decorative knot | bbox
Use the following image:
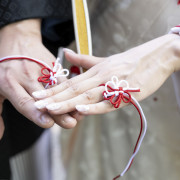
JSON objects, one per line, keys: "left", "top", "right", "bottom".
{"left": 38, "top": 58, "right": 69, "bottom": 88}
{"left": 100, "top": 76, "right": 140, "bottom": 108}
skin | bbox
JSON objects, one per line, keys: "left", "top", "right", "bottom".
{"left": 33, "top": 34, "right": 180, "bottom": 125}
{"left": 0, "top": 19, "right": 81, "bottom": 139}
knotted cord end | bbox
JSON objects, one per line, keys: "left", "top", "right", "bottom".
{"left": 38, "top": 57, "right": 69, "bottom": 88}
{"left": 100, "top": 76, "right": 140, "bottom": 108}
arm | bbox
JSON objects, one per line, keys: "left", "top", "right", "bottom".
{"left": 33, "top": 34, "right": 180, "bottom": 116}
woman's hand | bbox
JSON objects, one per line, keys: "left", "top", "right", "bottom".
{"left": 33, "top": 34, "right": 180, "bottom": 117}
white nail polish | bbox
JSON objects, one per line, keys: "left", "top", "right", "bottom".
{"left": 63, "top": 48, "right": 76, "bottom": 54}
{"left": 46, "top": 103, "right": 61, "bottom": 110}
{"left": 32, "top": 90, "right": 47, "bottom": 98}
{"left": 41, "top": 114, "right": 53, "bottom": 124}
{"left": 34, "top": 100, "right": 49, "bottom": 109}
{"left": 76, "top": 105, "right": 89, "bottom": 112}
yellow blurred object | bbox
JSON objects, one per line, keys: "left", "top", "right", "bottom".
{"left": 72, "top": 0, "right": 92, "bottom": 56}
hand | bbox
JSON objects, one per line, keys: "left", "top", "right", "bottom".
{"left": 33, "top": 34, "right": 180, "bottom": 117}
{"left": 0, "top": 19, "right": 79, "bottom": 139}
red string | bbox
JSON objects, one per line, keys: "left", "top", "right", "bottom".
{"left": 178, "top": 0, "right": 180, "bottom": 5}
{"left": 100, "top": 84, "right": 140, "bottom": 108}
{"left": 38, "top": 63, "right": 56, "bottom": 85}
{"left": 100, "top": 84, "right": 142, "bottom": 179}
{"left": 0, "top": 56, "right": 55, "bottom": 86}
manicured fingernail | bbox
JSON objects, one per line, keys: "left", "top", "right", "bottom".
{"left": 76, "top": 105, "right": 89, "bottom": 112}
{"left": 63, "top": 48, "right": 76, "bottom": 54}
{"left": 32, "top": 90, "right": 47, "bottom": 98}
{"left": 41, "top": 114, "right": 53, "bottom": 124}
{"left": 34, "top": 100, "right": 49, "bottom": 109}
{"left": 46, "top": 103, "right": 61, "bottom": 111}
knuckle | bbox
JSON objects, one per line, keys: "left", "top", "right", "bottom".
{"left": 18, "top": 96, "right": 33, "bottom": 108}
{"left": 48, "top": 87, "right": 56, "bottom": 96}
{"left": 64, "top": 80, "right": 73, "bottom": 89}
{"left": 83, "top": 91, "right": 94, "bottom": 101}
{"left": 69, "top": 84, "right": 80, "bottom": 95}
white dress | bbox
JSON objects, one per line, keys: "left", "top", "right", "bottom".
{"left": 61, "top": 0, "right": 180, "bottom": 180}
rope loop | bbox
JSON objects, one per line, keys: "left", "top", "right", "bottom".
{"left": 38, "top": 58, "right": 69, "bottom": 88}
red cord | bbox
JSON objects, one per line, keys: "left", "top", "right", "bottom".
{"left": 100, "top": 84, "right": 143, "bottom": 179}
{"left": 0, "top": 56, "right": 55, "bottom": 86}
{"left": 178, "top": 0, "right": 180, "bottom": 5}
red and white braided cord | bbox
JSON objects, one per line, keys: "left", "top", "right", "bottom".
{"left": 100, "top": 76, "right": 147, "bottom": 179}
{"left": 0, "top": 55, "right": 69, "bottom": 88}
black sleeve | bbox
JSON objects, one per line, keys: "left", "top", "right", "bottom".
{"left": 0, "top": 0, "right": 72, "bottom": 28}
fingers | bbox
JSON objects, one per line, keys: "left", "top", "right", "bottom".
{"left": 64, "top": 48, "right": 105, "bottom": 69}
{"left": 45, "top": 86, "right": 104, "bottom": 115}
{"left": 4, "top": 79, "right": 54, "bottom": 128}
{"left": 34, "top": 77, "right": 101, "bottom": 109}
{"left": 30, "top": 69, "right": 81, "bottom": 129}
{"left": 52, "top": 114, "right": 77, "bottom": 129}
{"left": 32, "top": 70, "right": 96, "bottom": 99}
{"left": 24, "top": 79, "right": 45, "bottom": 98}
{"left": 75, "top": 101, "right": 115, "bottom": 115}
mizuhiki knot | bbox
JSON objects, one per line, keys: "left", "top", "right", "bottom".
{"left": 100, "top": 76, "right": 140, "bottom": 108}
{"left": 38, "top": 57, "right": 69, "bottom": 88}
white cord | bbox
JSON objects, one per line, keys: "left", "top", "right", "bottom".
{"left": 0, "top": 55, "right": 69, "bottom": 88}
{"left": 104, "top": 76, "right": 147, "bottom": 177}
{"left": 120, "top": 96, "right": 147, "bottom": 176}
{"left": 104, "top": 76, "right": 139, "bottom": 98}
{"left": 0, "top": 55, "right": 52, "bottom": 69}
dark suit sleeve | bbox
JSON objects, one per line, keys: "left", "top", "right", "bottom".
{"left": 0, "top": 0, "right": 72, "bottom": 28}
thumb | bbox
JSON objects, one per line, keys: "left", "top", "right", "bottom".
{"left": 0, "top": 96, "right": 5, "bottom": 140}
{"left": 64, "top": 48, "right": 105, "bottom": 69}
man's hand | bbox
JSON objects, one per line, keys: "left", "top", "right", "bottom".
{"left": 0, "top": 19, "right": 79, "bottom": 139}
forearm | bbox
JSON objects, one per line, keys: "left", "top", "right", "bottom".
{"left": 0, "top": 19, "right": 42, "bottom": 46}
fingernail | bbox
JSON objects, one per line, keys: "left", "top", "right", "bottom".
{"left": 34, "top": 100, "right": 49, "bottom": 109}
{"left": 63, "top": 48, "right": 76, "bottom": 54}
{"left": 32, "top": 90, "right": 47, "bottom": 98}
{"left": 76, "top": 105, "right": 89, "bottom": 112}
{"left": 62, "top": 117, "right": 76, "bottom": 125}
{"left": 41, "top": 114, "right": 53, "bottom": 124}
{"left": 46, "top": 103, "right": 61, "bottom": 111}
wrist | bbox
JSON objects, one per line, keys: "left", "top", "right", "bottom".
{"left": 0, "top": 19, "right": 42, "bottom": 42}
